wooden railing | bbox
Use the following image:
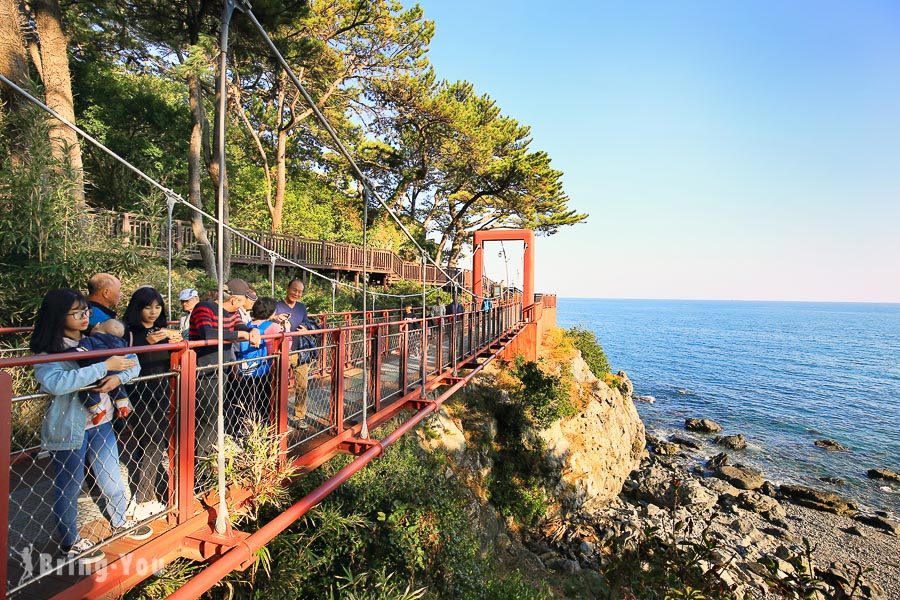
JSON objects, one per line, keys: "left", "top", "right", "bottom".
{"left": 92, "top": 210, "right": 473, "bottom": 288}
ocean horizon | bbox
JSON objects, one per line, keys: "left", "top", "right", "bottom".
{"left": 557, "top": 297, "right": 900, "bottom": 513}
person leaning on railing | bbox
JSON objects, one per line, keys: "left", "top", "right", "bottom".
{"left": 122, "top": 286, "right": 182, "bottom": 522}
{"left": 30, "top": 288, "right": 153, "bottom": 566}
{"left": 275, "top": 278, "right": 315, "bottom": 431}
{"left": 235, "top": 297, "right": 284, "bottom": 426}
{"left": 188, "top": 278, "right": 261, "bottom": 455}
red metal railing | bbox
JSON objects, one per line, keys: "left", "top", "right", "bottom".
{"left": 0, "top": 300, "right": 526, "bottom": 599}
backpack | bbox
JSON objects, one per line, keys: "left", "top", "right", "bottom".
{"left": 237, "top": 321, "right": 275, "bottom": 377}
{"left": 295, "top": 318, "right": 321, "bottom": 365}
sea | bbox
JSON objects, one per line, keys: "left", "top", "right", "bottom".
{"left": 557, "top": 298, "right": 900, "bottom": 514}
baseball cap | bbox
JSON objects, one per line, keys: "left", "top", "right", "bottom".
{"left": 224, "top": 278, "right": 257, "bottom": 301}
{"left": 178, "top": 288, "right": 199, "bottom": 301}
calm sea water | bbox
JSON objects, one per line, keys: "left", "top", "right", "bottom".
{"left": 557, "top": 299, "right": 900, "bottom": 513}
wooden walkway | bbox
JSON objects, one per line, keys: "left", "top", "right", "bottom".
{"left": 94, "top": 210, "right": 474, "bottom": 287}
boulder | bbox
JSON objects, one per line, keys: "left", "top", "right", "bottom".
{"left": 714, "top": 434, "right": 747, "bottom": 450}
{"left": 706, "top": 452, "right": 729, "bottom": 469}
{"left": 700, "top": 476, "right": 741, "bottom": 499}
{"left": 866, "top": 468, "right": 899, "bottom": 482}
{"left": 778, "top": 484, "right": 858, "bottom": 516}
{"left": 685, "top": 418, "right": 723, "bottom": 433}
{"left": 852, "top": 513, "right": 898, "bottom": 536}
{"left": 814, "top": 439, "right": 848, "bottom": 452}
{"left": 653, "top": 441, "right": 680, "bottom": 456}
{"left": 716, "top": 465, "right": 765, "bottom": 490}
{"left": 670, "top": 435, "right": 702, "bottom": 450}
{"left": 676, "top": 479, "right": 719, "bottom": 510}
{"left": 819, "top": 476, "right": 845, "bottom": 486}
{"left": 737, "top": 491, "right": 786, "bottom": 519}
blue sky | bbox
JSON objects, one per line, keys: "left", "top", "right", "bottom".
{"left": 417, "top": 0, "right": 900, "bottom": 302}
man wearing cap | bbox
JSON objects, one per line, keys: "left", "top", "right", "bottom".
{"left": 178, "top": 288, "right": 200, "bottom": 335}
{"left": 237, "top": 285, "right": 258, "bottom": 325}
{"left": 188, "top": 278, "right": 261, "bottom": 454}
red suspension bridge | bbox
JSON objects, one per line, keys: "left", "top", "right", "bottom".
{"left": 0, "top": 237, "right": 556, "bottom": 599}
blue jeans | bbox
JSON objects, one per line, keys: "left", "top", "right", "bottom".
{"left": 51, "top": 421, "right": 128, "bottom": 548}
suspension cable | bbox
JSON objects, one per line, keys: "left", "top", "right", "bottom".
{"left": 0, "top": 73, "right": 449, "bottom": 302}
{"left": 237, "top": 5, "right": 476, "bottom": 299}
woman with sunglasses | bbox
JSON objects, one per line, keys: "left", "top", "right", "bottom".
{"left": 30, "top": 288, "right": 152, "bottom": 566}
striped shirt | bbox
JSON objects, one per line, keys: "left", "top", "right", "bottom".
{"left": 189, "top": 301, "right": 250, "bottom": 369}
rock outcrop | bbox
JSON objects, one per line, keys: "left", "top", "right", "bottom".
{"left": 538, "top": 362, "right": 646, "bottom": 512}
{"left": 867, "top": 468, "right": 899, "bottom": 482}
{"left": 685, "top": 418, "right": 722, "bottom": 433}
{"left": 714, "top": 434, "right": 747, "bottom": 450}
{"left": 814, "top": 439, "right": 848, "bottom": 452}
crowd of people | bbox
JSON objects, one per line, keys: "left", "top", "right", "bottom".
{"left": 29, "top": 273, "right": 318, "bottom": 566}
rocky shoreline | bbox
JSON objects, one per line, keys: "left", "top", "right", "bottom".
{"left": 420, "top": 340, "right": 899, "bottom": 599}
{"left": 526, "top": 422, "right": 899, "bottom": 599}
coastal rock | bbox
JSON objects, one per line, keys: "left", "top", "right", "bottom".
{"left": 759, "top": 481, "right": 778, "bottom": 497}
{"left": 716, "top": 465, "right": 765, "bottom": 490}
{"left": 652, "top": 440, "right": 680, "bottom": 456}
{"left": 820, "top": 562, "right": 886, "bottom": 600}
{"left": 706, "top": 452, "right": 729, "bottom": 469}
{"left": 419, "top": 406, "right": 466, "bottom": 457}
{"left": 714, "top": 434, "right": 747, "bottom": 450}
{"left": 819, "top": 476, "right": 845, "bottom": 486}
{"left": 538, "top": 365, "right": 645, "bottom": 511}
{"left": 670, "top": 435, "right": 702, "bottom": 450}
{"left": 700, "top": 476, "right": 741, "bottom": 499}
{"left": 852, "top": 513, "right": 898, "bottom": 536}
{"left": 677, "top": 479, "right": 719, "bottom": 510}
{"left": 685, "top": 418, "right": 722, "bottom": 433}
{"left": 866, "top": 468, "right": 900, "bottom": 482}
{"left": 736, "top": 491, "right": 786, "bottom": 519}
{"left": 635, "top": 395, "right": 655, "bottom": 404}
{"left": 814, "top": 439, "right": 848, "bottom": 452}
{"left": 778, "top": 484, "right": 858, "bottom": 516}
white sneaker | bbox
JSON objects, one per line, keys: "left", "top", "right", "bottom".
{"left": 132, "top": 500, "right": 167, "bottom": 522}
{"left": 114, "top": 519, "right": 154, "bottom": 541}
{"left": 65, "top": 538, "right": 105, "bottom": 566}
{"left": 124, "top": 496, "right": 139, "bottom": 519}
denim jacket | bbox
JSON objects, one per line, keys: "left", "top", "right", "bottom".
{"left": 34, "top": 353, "right": 140, "bottom": 451}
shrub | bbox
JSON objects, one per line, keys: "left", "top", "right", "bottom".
{"left": 564, "top": 327, "right": 611, "bottom": 378}
{"left": 510, "top": 356, "right": 575, "bottom": 428}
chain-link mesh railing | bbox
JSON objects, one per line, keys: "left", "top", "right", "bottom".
{"left": 7, "top": 370, "right": 177, "bottom": 595}
{"left": 1, "top": 301, "right": 525, "bottom": 597}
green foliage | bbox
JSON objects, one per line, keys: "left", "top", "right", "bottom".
{"left": 510, "top": 356, "right": 576, "bottom": 428}
{"left": 565, "top": 327, "right": 612, "bottom": 378}
{"left": 210, "top": 433, "right": 546, "bottom": 599}
{"left": 0, "top": 97, "right": 144, "bottom": 326}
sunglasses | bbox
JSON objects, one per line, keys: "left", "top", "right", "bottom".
{"left": 67, "top": 308, "right": 92, "bottom": 319}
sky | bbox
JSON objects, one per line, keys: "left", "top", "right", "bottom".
{"left": 417, "top": 0, "right": 900, "bottom": 302}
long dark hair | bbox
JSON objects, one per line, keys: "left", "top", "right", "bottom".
{"left": 30, "top": 288, "right": 87, "bottom": 354}
{"left": 123, "top": 286, "right": 167, "bottom": 330}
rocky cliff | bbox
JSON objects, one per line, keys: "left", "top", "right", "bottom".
{"left": 419, "top": 353, "right": 645, "bottom": 518}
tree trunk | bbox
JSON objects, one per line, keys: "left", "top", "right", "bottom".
{"left": 187, "top": 71, "right": 218, "bottom": 280}
{"left": 207, "top": 56, "right": 231, "bottom": 281}
{"left": 31, "top": 0, "right": 84, "bottom": 205}
{"left": 0, "top": 0, "right": 29, "bottom": 166}
{"left": 273, "top": 74, "right": 287, "bottom": 232}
